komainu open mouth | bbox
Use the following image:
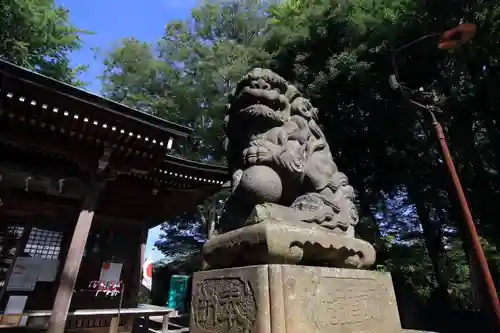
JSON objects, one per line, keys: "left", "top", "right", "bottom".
{"left": 229, "top": 87, "right": 290, "bottom": 126}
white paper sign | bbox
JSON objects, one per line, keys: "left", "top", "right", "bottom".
{"left": 99, "top": 263, "right": 122, "bottom": 282}
{"left": 36, "top": 259, "right": 59, "bottom": 282}
{"left": 6, "top": 258, "right": 39, "bottom": 291}
{"left": 1, "top": 295, "right": 28, "bottom": 326}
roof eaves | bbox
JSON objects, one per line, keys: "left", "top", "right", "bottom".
{"left": 0, "top": 59, "right": 193, "bottom": 138}
{"left": 164, "top": 154, "right": 228, "bottom": 175}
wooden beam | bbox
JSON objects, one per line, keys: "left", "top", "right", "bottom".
{"left": 92, "top": 215, "right": 144, "bottom": 228}
{"left": 47, "top": 183, "right": 101, "bottom": 333}
{"left": 0, "top": 122, "right": 161, "bottom": 174}
{"left": 0, "top": 131, "right": 95, "bottom": 171}
{"left": 0, "top": 195, "right": 74, "bottom": 219}
{"left": 0, "top": 164, "right": 86, "bottom": 200}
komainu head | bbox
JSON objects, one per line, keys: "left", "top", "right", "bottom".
{"left": 224, "top": 68, "right": 301, "bottom": 131}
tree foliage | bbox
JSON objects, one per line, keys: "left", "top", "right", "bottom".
{"left": 265, "top": 0, "right": 500, "bottom": 316}
{"left": 103, "top": 0, "right": 500, "bottom": 323}
{"left": 102, "top": 0, "right": 267, "bottom": 265}
{"left": 154, "top": 189, "right": 228, "bottom": 261}
{"left": 154, "top": 214, "right": 207, "bottom": 259}
{"left": 0, "top": 0, "right": 89, "bottom": 85}
{"left": 101, "top": 0, "right": 270, "bottom": 161}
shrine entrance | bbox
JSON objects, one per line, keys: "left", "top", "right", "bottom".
{"left": 0, "top": 214, "right": 142, "bottom": 329}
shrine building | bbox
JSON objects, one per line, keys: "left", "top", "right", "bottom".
{"left": 0, "top": 59, "right": 228, "bottom": 332}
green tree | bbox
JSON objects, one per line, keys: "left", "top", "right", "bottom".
{"left": 103, "top": 0, "right": 271, "bottom": 261}
{"left": 154, "top": 189, "right": 229, "bottom": 260}
{"left": 265, "top": 0, "right": 500, "bottom": 314}
{"left": 0, "top": 0, "right": 89, "bottom": 85}
{"left": 101, "top": 0, "right": 271, "bottom": 161}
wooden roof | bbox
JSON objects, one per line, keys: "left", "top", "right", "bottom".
{"left": 0, "top": 59, "right": 192, "bottom": 140}
{"left": 0, "top": 60, "right": 229, "bottom": 224}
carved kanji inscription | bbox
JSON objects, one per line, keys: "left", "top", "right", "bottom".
{"left": 305, "top": 277, "right": 389, "bottom": 332}
{"left": 192, "top": 277, "right": 257, "bottom": 333}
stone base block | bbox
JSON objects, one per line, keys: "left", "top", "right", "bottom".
{"left": 203, "top": 215, "right": 376, "bottom": 270}
{"left": 190, "top": 265, "right": 432, "bottom": 333}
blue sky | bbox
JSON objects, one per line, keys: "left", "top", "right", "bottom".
{"left": 55, "top": 0, "right": 197, "bottom": 262}
{"left": 56, "top": 0, "right": 197, "bottom": 93}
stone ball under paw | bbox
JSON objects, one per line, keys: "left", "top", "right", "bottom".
{"left": 238, "top": 165, "right": 283, "bottom": 204}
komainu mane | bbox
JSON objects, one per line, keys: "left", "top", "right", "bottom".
{"left": 204, "top": 68, "right": 375, "bottom": 269}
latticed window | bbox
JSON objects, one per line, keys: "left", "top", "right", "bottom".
{"left": 0, "top": 226, "right": 24, "bottom": 257}
{"left": 6, "top": 226, "right": 24, "bottom": 239}
{"left": 24, "top": 228, "right": 63, "bottom": 259}
{"left": 0, "top": 225, "right": 24, "bottom": 288}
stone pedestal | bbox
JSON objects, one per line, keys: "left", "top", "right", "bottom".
{"left": 190, "top": 265, "right": 430, "bottom": 333}
{"left": 203, "top": 206, "right": 376, "bottom": 270}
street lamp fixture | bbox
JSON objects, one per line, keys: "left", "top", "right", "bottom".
{"left": 390, "top": 23, "right": 500, "bottom": 329}
{"left": 438, "top": 23, "right": 477, "bottom": 49}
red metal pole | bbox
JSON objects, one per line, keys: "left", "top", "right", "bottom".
{"left": 431, "top": 115, "right": 500, "bottom": 328}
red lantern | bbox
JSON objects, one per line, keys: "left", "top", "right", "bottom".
{"left": 438, "top": 23, "right": 476, "bottom": 49}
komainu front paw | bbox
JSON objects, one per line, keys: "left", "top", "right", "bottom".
{"left": 243, "top": 146, "right": 272, "bottom": 165}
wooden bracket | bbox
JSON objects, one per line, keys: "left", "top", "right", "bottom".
{"left": 97, "top": 146, "right": 113, "bottom": 175}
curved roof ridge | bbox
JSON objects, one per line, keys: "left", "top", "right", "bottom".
{"left": 0, "top": 59, "right": 193, "bottom": 137}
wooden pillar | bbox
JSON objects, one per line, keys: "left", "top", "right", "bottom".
{"left": 124, "top": 227, "right": 147, "bottom": 331}
{"left": 126, "top": 227, "right": 147, "bottom": 307}
{"left": 47, "top": 184, "right": 100, "bottom": 333}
